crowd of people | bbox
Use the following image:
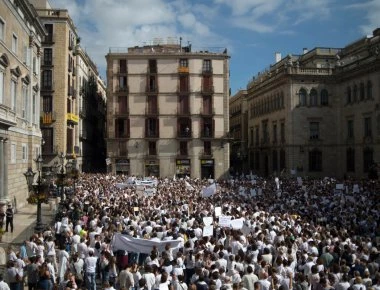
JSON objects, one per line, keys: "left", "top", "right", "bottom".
{"left": 3, "top": 173, "right": 380, "bottom": 290}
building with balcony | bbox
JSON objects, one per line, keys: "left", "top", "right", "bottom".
{"left": 229, "top": 90, "right": 248, "bottom": 175}
{"left": 106, "top": 40, "right": 230, "bottom": 179}
{"left": 0, "top": 0, "right": 46, "bottom": 206}
{"left": 30, "top": 0, "right": 105, "bottom": 171}
{"left": 245, "top": 29, "right": 380, "bottom": 178}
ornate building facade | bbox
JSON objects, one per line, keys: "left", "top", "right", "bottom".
{"left": 106, "top": 41, "right": 230, "bottom": 179}
{"left": 245, "top": 29, "right": 380, "bottom": 178}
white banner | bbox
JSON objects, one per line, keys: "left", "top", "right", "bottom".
{"left": 219, "top": 215, "right": 231, "bottom": 227}
{"left": 230, "top": 218, "right": 244, "bottom": 230}
{"left": 111, "top": 233, "right": 182, "bottom": 254}
{"left": 336, "top": 184, "right": 344, "bottom": 190}
{"left": 202, "top": 183, "right": 216, "bottom": 198}
{"left": 214, "top": 207, "right": 222, "bottom": 217}
{"left": 203, "top": 225, "right": 213, "bottom": 237}
{"left": 203, "top": 216, "right": 213, "bottom": 226}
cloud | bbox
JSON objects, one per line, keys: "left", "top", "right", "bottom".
{"left": 346, "top": 0, "right": 380, "bottom": 35}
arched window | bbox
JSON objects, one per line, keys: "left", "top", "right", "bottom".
{"left": 353, "top": 84, "right": 358, "bottom": 102}
{"left": 347, "top": 86, "right": 351, "bottom": 104}
{"left": 321, "top": 89, "right": 329, "bottom": 106}
{"left": 310, "top": 89, "right": 318, "bottom": 106}
{"left": 367, "top": 80, "right": 373, "bottom": 99}
{"left": 360, "top": 82, "right": 365, "bottom": 101}
{"left": 299, "top": 88, "right": 307, "bottom": 106}
{"left": 309, "top": 149, "right": 322, "bottom": 172}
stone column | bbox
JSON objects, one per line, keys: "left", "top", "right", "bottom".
{"left": 3, "top": 138, "right": 8, "bottom": 199}
{"left": 0, "top": 138, "right": 4, "bottom": 200}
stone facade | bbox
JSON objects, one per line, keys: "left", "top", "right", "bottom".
{"left": 0, "top": 0, "right": 45, "bottom": 208}
{"left": 245, "top": 29, "right": 380, "bottom": 179}
{"left": 106, "top": 43, "right": 230, "bottom": 179}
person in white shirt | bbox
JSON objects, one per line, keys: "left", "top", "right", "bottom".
{"left": 85, "top": 249, "right": 98, "bottom": 290}
{"left": 0, "top": 273, "right": 10, "bottom": 290}
{"left": 142, "top": 264, "right": 156, "bottom": 290}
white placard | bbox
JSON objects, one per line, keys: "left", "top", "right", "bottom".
{"left": 297, "top": 177, "right": 303, "bottom": 186}
{"left": 203, "top": 225, "right": 213, "bottom": 237}
{"left": 203, "top": 216, "right": 213, "bottom": 226}
{"left": 353, "top": 184, "right": 360, "bottom": 193}
{"left": 214, "top": 207, "right": 222, "bottom": 217}
{"left": 336, "top": 184, "right": 344, "bottom": 190}
{"left": 230, "top": 218, "right": 244, "bottom": 230}
{"left": 250, "top": 189, "right": 256, "bottom": 197}
{"left": 219, "top": 215, "right": 231, "bottom": 227}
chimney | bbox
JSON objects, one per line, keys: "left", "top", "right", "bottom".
{"left": 303, "top": 48, "right": 308, "bottom": 54}
{"left": 275, "top": 52, "right": 281, "bottom": 63}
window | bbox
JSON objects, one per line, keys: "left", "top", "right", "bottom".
{"left": 179, "top": 75, "right": 189, "bottom": 93}
{"left": 33, "top": 56, "right": 37, "bottom": 74}
{"left": 0, "top": 19, "right": 4, "bottom": 40}
{"left": 11, "top": 143, "right": 16, "bottom": 164}
{"left": 320, "top": 89, "right": 329, "bottom": 106}
{"left": 250, "top": 128, "right": 253, "bottom": 146}
{"left": 346, "top": 86, "right": 352, "bottom": 103}
{"left": 44, "top": 24, "right": 53, "bottom": 42}
{"left": 347, "top": 120, "right": 354, "bottom": 139}
{"left": 346, "top": 148, "right": 355, "bottom": 172}
{"left": 279, "top": 149, "right": 286, "bottom": 170}
{"left": 353, "top": 84, "right": 357, "bottom": 102}
{"left": 148, "top": 59, "right": 157, "bottom": 73}
{"left": 255, "top": 127, "right": 259, "bottom": 146}
{"left": 146, "top": 118, "right": 159, "bottom": 138}
{"left": 42, "top": 128, "right": 53, "bottom": 154}
{"left": 147, "top": 95, "right": 158, "bottom": 114}
{"left": 363, "top": 147, "right": 373, "bottom": 173}
{"left": 367, "top": 80, "right": 372, "bottom": 99}
{"left": 180, "top": 141, "right": 188, "bottom": 155}
{"left": 0, "top": 69, "right": 4, "bottom": 104}
{"left": 148, "top": 141, "right": 157, "bottom": 155}
{"left": 299, "top": 88, "right": 307, "bottom": 106}
{"left": 44, "top": 48, "right": 52, "bottom": 65}
{"left": 204, "top": 141, "right": 211, "bottom": 155}
{"left": 22, "top": 85, "right": 28, "bottom": 119}
{"left": 272, "top": 150, "right": 278, "bottom": 171}
{"left": 179, "top": 95, "right": 189, "bottom": 114}
{"left": 309, "top": 122, "right": 319, "bottom": 140}
{"left": 11, "top": 79, "right": 17, "bottom": 111}
{"left": 364, "top": 117, "right": 372, "bottom": 138}
{"left": 273, "top": 124, "right": 277, "bottom": 143}
{"left": 179, "top": 59, "right": 188, "bottom": 67}
{"left": 119, "top": 59, "right": 127, "bottom": 73}
{"left": 309, "top": 149, "right": 322, "bottom": 171}
{"left": 115, "top": 118, "right": 129, "bottom": 138}
{"left": 22, "top": 144, "right": 28, "bottom": 162}
{"left": 202, "top": 95, "right": 212, "bottom": 114}
{"left": 360, "top": 83, "right": 365, "bottom": 101}
{"left": 12, "top": 34, "right": 18, "bottom": 54}
{"left": 32, "top": 93, "right": 36, "bottom": 124}
{"left": 262, "top": 121, "right": 269, "bottom": 143}
{"left": 280, "top": 123, "right": 285, "bottom": 143}
{"left": 255, "top": 152, "right": 260, "bottom": 170}
{"left": 309, "top": 89, "right": 318, "bottom": 106}
{"left": 203, "top": 60, "right": 212, "bottom": 72}
{"left": 117, "top": 95, "right": 128, "bottom": 114}
{"left": 42, "top": 70, "right": 53, "bottom": 89}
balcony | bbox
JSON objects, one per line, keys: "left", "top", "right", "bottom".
{"left": 145, "top": 130, "right": 159, "bottom": 139}
{"left": 202, "top": 68, "right": 213, "bottom": 75}
{"left": 201, "top": 85, "right": 214, "bottom": 94}
{"left": 66, "top": 113, "right": 79, "bottom": 125}
{"left": 145, "top": 107, "right": 159, "bottom": 116}
{"left": 115, "top": 85, "right": 129, "bottom": 93}
{"left": 199, "top": 149, "right": 213, "bottom": 157}
{"left": 178, "top": 66, "right": 189, "bottom": 73}
{"left": 177, "top": 130, "right": 192, "bottom": 139}
{"left": 200, "top": 129, "right": 214, "bottom": 139}
{"left": 40, "top": 111, "right": 57, "bottom": 125}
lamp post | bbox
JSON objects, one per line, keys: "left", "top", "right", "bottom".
{"left": 23, "top": 154, "right": 47, "bottom": 231}
{"left": 57, "top": 152, "right": 66, "bottom": 201}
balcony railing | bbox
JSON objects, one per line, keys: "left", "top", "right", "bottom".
{"left": 178, "top": 85, "right": 190, "bottom": 94}
{"left": 116, "top": 85, "right": 129, "bottom": 93}
{"left": 114, "top": 131, "right": 130, "bottom": 139}
{"left": 178, "top": 66, "right": 189, "bottom": 73}
{"left": 200, "top": 129, "right": 214, "bottom": 138}
{"left": 146, "top": 86, "right": 158, "bottom": 94}
{"left": 115, "top": 108, "right": 129, "bottom": 116}
{"left": 177, "top": 130, "right": 192, "bottom": 138}
{"left": 201, "top": 85, "right": 214, "bottom": 94}
{"left": 199, "top": 149, "right": 212, "bottom": 157}
{"left": 177, "top": 108, "right": 191, "bottom": 115}
{"left": 200, "top": 108, "right": 214, "bottom": 116}
{"left": 145, "top": 130, "right": 159, "bottom": 138}
{"left": 42, "top": 60, "right": 53, "bottom": 66}
{"left": 41, "top": 84, "right": 54, "bottom": 92}
{"left": 202, "top": 68, "right": 213, "bottom": 75}
{"left": 40, "top": 111, "right": 56, "bottom": 125}
{"left": 66, "top": 113, "right": 79, "bottom": 125}
{"left": 145, "top": 107, "right": 159, "bottom": 115}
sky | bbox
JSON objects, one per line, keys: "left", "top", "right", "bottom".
{"left": 50, "top": 0, "right": 380, "bottom": 96}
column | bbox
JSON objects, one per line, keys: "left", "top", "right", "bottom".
{"left": 3, "top": 139, "right": 8, "bottom": 199}
{"left": 0, "top": 138, "right": 4, "bottom": 199}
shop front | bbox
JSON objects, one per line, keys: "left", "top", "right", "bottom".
{"left": 115, "top": 159, "right": 130, "bottom": 175}
{"left": 145, "top": 160, "right": 160, "bottom": 177}
{"left": 200, "top": 159, "right": 214, "bottom": 179}
{"left": 176, "top": 159, "right": 191, "bottom": 178}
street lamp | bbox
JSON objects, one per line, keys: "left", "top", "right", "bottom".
{"left": 24, "top": 154, "right": 49, "bottom": 231}
{"left": 57, "top": 152, "right": 67, "bottom": 201}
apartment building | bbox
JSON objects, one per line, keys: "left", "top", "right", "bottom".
{"left": 229, "top": 89, "right": 248, "bottom": 175}
{"left": 0, "top": 0, "right": 46, "bottom": 206}
{"left": 106, "top": 40, "right": 230, "bottom": 179}
{"left": 245, "top": 29, "right": 380, "bottom": 178}
{"left": 30, "top": 0, "right": 106, "bottom": 172}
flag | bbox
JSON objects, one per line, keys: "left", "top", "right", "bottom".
{"left": 185, "top": 181, "right": 194, "bottom": 191}
{"left": 202, "top": 183, "right": 216, "bottom": 198}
